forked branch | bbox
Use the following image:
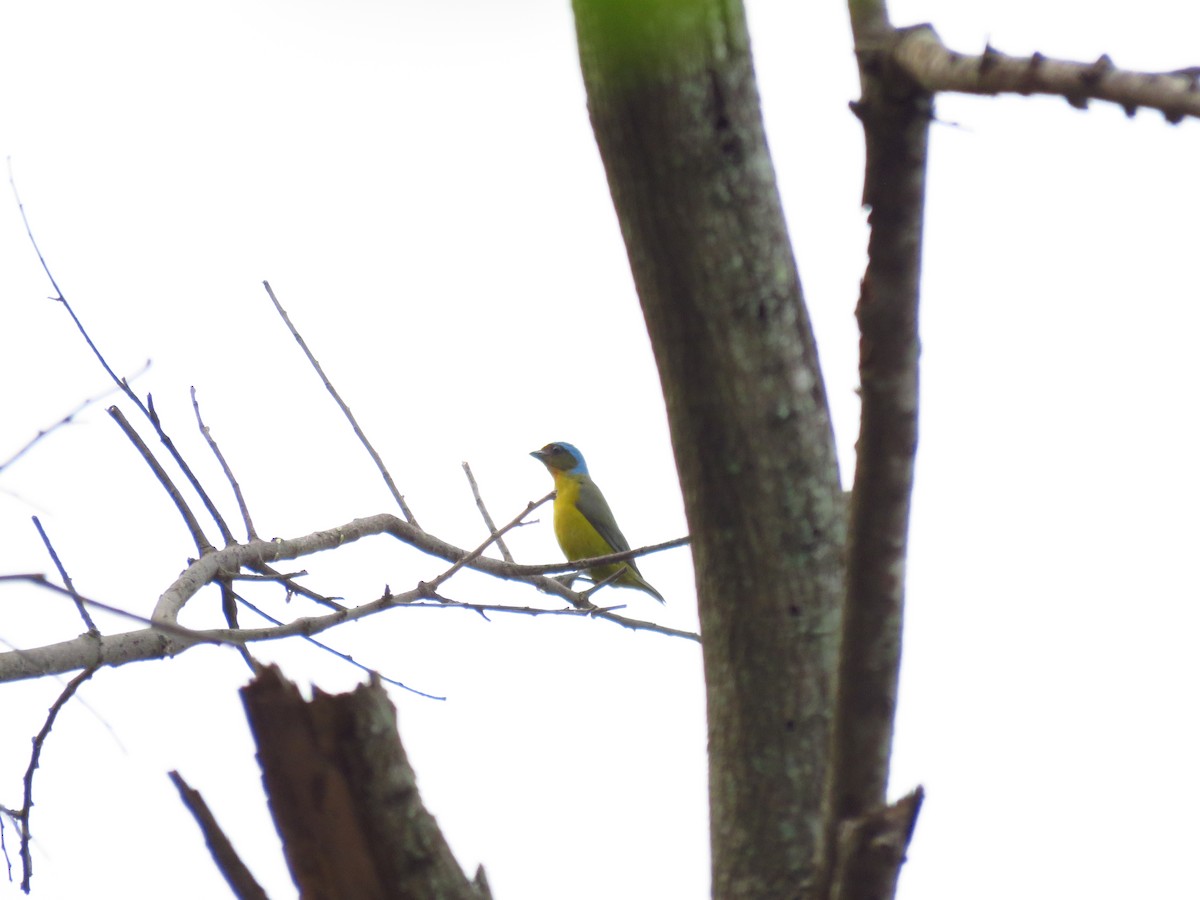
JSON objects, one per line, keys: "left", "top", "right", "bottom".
{"left": 0, "top": 507, "right": 694, "bottom": 683}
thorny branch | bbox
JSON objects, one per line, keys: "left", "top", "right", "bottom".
{"left": 889, "top": 26, "right": 1200, "bottom": 123}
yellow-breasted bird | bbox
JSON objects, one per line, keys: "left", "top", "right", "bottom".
{"left": 531, "top": 441, "right": 665, "bottom": 604}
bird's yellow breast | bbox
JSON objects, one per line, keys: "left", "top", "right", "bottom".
{"left": 551, "top": 471, "right": 615, "bottom": 561}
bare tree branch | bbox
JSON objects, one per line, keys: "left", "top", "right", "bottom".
{"left": 9, "top": 163, "right": 236, "bottom": 546}
{"left": 7, "top": 665, "right": 99, "bottom": 891}
{"left": 422, "top": 491, "right": 558, "bottom": 595}
{"left": 0, "top": 572, "right": 699, "bottom": 685}
{"left": 891, "top": 25, "right": 1200, "bottom": 122}
{"left": 1, "top": 574, "right": 230, "bottom": 640}
{"left": 31, "top": 515, "right": 97, "bottom": 635}
{"left": 107, "top": 405, "right": 216, "bottom": 556}
{"left": 1, "top": 809, "right": 13, "bottom": 882}
{"left": 192, "top": 386, "right": 259, "bottom": 542}
{"left": 234, "top": 591, "right": 447, "bottom": 700}
{"left": 0, "top": 502, "right": 692, "bottom": 682}
{"left": 462, "top": 461, "right": 514, "bottom": 563}
{"left": 827, "top": 17, "right": 928, "bottom": 887}
{"left": 0, "top": 363, "right": 149, "bottom": 475}
{"left": 263, "top": 280, "right": 419, "bottom": 527}
{"left": 426, "top": 594, "right": 700, "bottom": 641}
{"left": 168, "top": 771, "right": 270, "bottom": 900}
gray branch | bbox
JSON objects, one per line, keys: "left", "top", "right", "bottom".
{"left": 890, "top": 25, "right": 1200, "bottom": 122}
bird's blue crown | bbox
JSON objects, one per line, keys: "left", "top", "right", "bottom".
{"left": 553, "top": 442, "right": 588, "bottom": 475}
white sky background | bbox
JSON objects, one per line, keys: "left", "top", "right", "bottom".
{"left": 2, "top": 1, "right": 1198, "bottom": 898}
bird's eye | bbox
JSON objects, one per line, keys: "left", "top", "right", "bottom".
{"left": 546, "top": 443, "right": 561, "bottom": 453}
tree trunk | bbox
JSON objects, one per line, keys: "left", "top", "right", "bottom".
{"left": 572, "top": 2, "right": 847, "bottom": 896}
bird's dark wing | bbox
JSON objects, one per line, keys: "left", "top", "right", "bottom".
{"left": 575, "top": 476, "right": 632, "bottom": 555}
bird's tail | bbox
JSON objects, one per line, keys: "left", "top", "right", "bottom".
{"left": 624, "top": 565, "right": 666, "bottom": 604}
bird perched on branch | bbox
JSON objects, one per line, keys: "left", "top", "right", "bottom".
{"left": 530, "top": 441, "right": 665, "bottom": 604}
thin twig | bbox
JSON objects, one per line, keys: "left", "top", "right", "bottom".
{"left": 462, "top": 461, "right": 514, "bottom": 562}
{"left": 30, "top": 516, "right": 97, "bottom": 634}
{"left": 579, "top": 564, "right": 630, "bottom": 602}
{"left": 232, "top": 570, "right": 309, "bottom": 582}
{"left": 236, "top": 592, "right": 445, "bottom": 700}
{"left": 191, "top": 386, "right": 258, "bottom": 541}
{"left": 220, "top": 580, "right": 259, "bottom": 673}
{"left": 262, "top": 280, "right": 418, "bottom": 526}
{"left": 220, "top": 582, "right": 240, "bottom": 629}
{"left": 228, "top": 567, "right": 349, "bottom": 615}
{"left": 0, "top": 363, "right": 150, "bottom": 474}
{"left": 10, "top": 159, "right": 73, "bottom": 338}
{"left": 1, "top": 574, "right": 236, "bottom": 647}
{"left": 536, "top": 535, "right": 691, "bottom": 575}
{"left": 8, "top": 161, "right": 234, "bottom": 545}
{"left": 17, "top": 664, "right": 99, "bottom": 891}
{"left": 1, "top": 809, "right": 12, "bottom": 881}
{"left": 420, "top": 596, "right": 701, "bottom": 642}
{"left": 168, "top": 771, "right": 270, "bottom": 900}
{"left": 239, "top": 567, "right": 346, "bottom": 612}
{"left": 189, "top": 386, "right": 260, "bottom": 664}
{"left": 424, "top": 491, "right": 554, "bottom": 594}
{"left": 108, "top": 406, "right": 215, "bottom": 556}
{"left": 264, "top": 575, "right": 346, "bottom": 611}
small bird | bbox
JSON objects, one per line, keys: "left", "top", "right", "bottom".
{"left": 530, "top": 441, "right": 665, "bottom": 603}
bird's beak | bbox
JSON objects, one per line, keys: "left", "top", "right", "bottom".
{"left": 530, "top": 449, "right": 547, "bottom": 462}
